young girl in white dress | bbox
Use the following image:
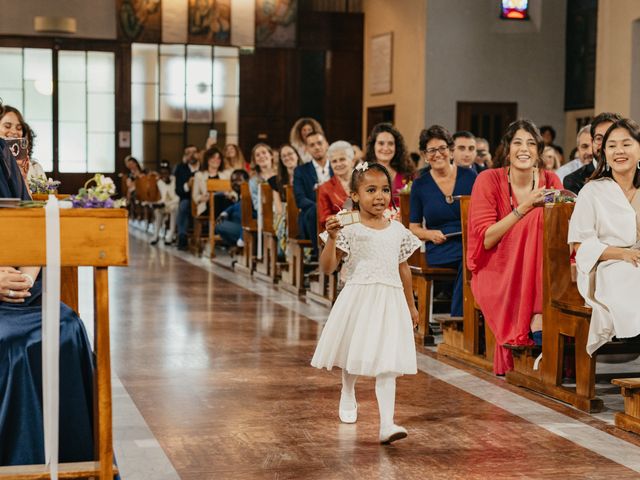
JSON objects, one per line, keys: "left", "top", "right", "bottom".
{"left": 311, "top": 162, "right": 421, "bottom": 444}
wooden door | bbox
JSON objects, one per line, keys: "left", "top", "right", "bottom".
{"left": 456, "top": 102, "right": 517, "bottom": 151}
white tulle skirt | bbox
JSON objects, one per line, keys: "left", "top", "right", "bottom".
{"left": 311, "top": 283, "right": 417, "bottom": 377}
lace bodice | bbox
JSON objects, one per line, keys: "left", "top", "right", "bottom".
{"left": 320, "top": 220, "right": 421, "bottom": 288}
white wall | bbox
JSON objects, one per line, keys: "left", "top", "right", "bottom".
{"left": 425, "top": 0, "right": 566, "bottom": 144}
{"left": 0, "top": 0, "right": 116, "bottom": 39}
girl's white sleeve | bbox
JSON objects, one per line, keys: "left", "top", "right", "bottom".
{"left": 399, "top": 227, "right": 422, "bottom": 263}
{"left": 319, "top": 229, "right": 350, "bottom": 259}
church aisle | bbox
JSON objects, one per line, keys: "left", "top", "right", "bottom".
{"left": 108, "top": 234, "right": 640, "bottom": 479}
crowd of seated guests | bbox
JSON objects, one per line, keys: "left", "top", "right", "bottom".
{"left": 128, "top": 112, "right": 640, "bottom": 380}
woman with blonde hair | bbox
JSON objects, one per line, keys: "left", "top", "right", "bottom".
{"left": 289, "top": 117, "right": 324, "bottom": 164}
{"left": 223, "top": 143, "right": 248, "bottom": 171}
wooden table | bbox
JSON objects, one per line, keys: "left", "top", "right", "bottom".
{"left": 0, "top": 208, "right": 128, "bottom": 480}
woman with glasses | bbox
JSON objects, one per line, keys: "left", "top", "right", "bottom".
{"left": 408, "top": 125, "right": 476, "bottom": 318}
{"left": 466, "top": 119, "right": 562, "bottom": 375}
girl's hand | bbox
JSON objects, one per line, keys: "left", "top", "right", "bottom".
{"left": 325, "top": 215, "right": 343, "bottom": 239}
{"left": 409, "top": 305, "right": 419, "bottom": 328}
{"left": 426, "top": 230, "right": 447, "bottom": 244}
{"left": 520, "top": 187, "right": 548, "bottom": 212}
{"left": 621, "top": 248, "right": 640, "bottom": 267}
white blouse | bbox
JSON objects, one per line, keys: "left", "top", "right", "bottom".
{"left": 568, "top": 178, "right": 640, "bottom": 354}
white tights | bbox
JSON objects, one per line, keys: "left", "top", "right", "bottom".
{"left": 341, "top": 370, "right": 397, "bottom": 428}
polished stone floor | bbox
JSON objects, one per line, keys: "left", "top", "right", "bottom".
{"left": 100, "top": 231, "right": 640, "bottom": 479}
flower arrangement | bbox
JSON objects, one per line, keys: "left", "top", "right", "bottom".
{"left": 398, "top": 180, "right": 412, "bottom": 194}
{"left": 70, "top": 174, "right": 126, "bottom": 208}
{"left": 29, "top": 175, "right": 61, "bottom": 195}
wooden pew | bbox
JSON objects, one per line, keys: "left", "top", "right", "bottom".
{"left": 306, "top": 190, "right": 338, "bottom": 307}
{"left": 254, "top": 182, "right": 280, "bottom": 283}
{"left": 279, "top": 186, "right": 311, "bottom": 296}
{"left": 505, "top": 202, "right": 640, "bottom": 413}
{"left": 398, "top": 192, "right": 458, "bottom": 346}
{"left": 611, "top": 378, "right": 640, "bottom": 436}
{"left": 134, "top": 173, "right": 160, "bottom": 229}
{"left": 207, "top": 178, "right": 233, "bottom": 259}
{"left": 235, "top": 181, "right": 257, "bottom": 275}
{"left": 0, "top": 208, "right": 128, "bottom": 480}
{"left": 436, "top": 195, "right": 495, "bottom": 371}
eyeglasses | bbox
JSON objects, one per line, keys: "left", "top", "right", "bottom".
{"left": 593, "top": 135, "right": 604, "bottom": 145}
{"left": 425, "top": 146, "right": 450, "bottom": 157}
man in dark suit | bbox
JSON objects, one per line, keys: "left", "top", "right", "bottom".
{"left": 563, "top": 112, "right": 622, "bottom": 194}
{"left": 293, "top": 131, "right": 331, "bottom": 256}
{"left": 174, "top": 145, "right": 200, "bottom": 250}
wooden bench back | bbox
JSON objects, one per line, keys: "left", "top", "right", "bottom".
{"left": 543, "top": 202, "right": 590, "bottom": 315}
{"left": 399, "top": 191, "right": 427, "bottom": 269}
{"left": 240, "top": 182, "right": 257, "bottom": 230}
{"left": 207, "top": 178, "right": 232, "bottom": 193}
{"left": 459, "top": 195, "right": 472, "bottom": 289}
{"left": 135, "top": 174, "right": 160, "bottom": 203}
{"left": 260, "top": 182, "right": 275, "bottom": 234}
{"left": 285, "top": 185, "right": 301, "bottom": 239}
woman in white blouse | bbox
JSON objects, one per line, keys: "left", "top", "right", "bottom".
{"left": 568, "top": 118, "right": 640, "bottom": 354}
{"left": 192, "top": 146, "right": 230, "bottom": 217}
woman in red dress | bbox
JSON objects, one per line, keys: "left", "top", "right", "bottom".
{"left": 317, "top": 141, "right": 355, "bottom": 226}
{"left": 467, "top": 119, "right": 562, "bottom": 375}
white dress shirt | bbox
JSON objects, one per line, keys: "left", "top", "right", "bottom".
{"left": 312, "top": 158, "right": 331, "bottom": 185}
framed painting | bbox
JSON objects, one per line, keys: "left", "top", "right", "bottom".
{"left": 117, "top": 0, "right": 162, "bottom": 43}
{"left": 255, "top": 0, "right": 297, "bottom": 48}
{"left": 189, "top": 0, "right": 231, "bottom": 45}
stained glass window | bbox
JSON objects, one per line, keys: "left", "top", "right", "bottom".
{"left": 500, "top": 0, "right": 529, "bottom": 20}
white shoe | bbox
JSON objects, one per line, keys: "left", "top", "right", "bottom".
{"left": 379, "top": 424, "right": 408, "bottom": 444}
{"left": 339, "top": 400, "right": 358, "bottom": 424}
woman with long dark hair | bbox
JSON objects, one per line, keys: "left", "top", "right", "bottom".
{"left": 365, "top": 123, "right": 414, "bottom": 204}
{"left": 466, "top": 119, "right": 562, "bottom": 375}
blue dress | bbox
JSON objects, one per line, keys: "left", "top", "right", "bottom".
{"left": 0, "top": 144, "right": 96, "bottom": 467}
{"left": 409, "top": 166, "right": 476, "bottom": 316}
{"left": 0, "top": 280, "right": 95, "bottom": 466}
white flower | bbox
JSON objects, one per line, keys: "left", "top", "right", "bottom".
{"left": 354, "top": 162, "right": 369, "bottom": 172}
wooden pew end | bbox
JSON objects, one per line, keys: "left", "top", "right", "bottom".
{"left": 611, "top": 378, "right": 640, "bottom": 436}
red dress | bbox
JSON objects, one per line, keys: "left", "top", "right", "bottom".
{"left": 466, "top": 168, "right": 562, "bottom": 374}
{"left": 317, "top": 176, "right": 349, "bottom": 226}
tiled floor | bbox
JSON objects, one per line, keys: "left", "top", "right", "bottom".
{"left": 98, "top": 229, "right": 640, "bottom": 479}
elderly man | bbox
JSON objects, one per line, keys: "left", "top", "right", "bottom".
{"left": 554, "top": 125, "right": 592, "bottom": 183}
{"left": 563, "top": 112, "right": 622, "bottom": 193}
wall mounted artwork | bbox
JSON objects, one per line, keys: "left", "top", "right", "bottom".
{"left": 255, "top": 0, "right": 297, "bottom": 48}
{"left": 188, "top": 0, "right": 232, "bottom": 45}
{"left": 117, "top": 0, "right": 162, "bottom": 42}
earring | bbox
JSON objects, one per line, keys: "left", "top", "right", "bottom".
{"left": 605, "top": 163, "right": 610, "bottom": 172}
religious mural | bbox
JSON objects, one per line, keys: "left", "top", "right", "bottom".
{"left": 117, "top": 0, "right": 162, "bottom": 43}
{"left": 255, "top": 0, "right": 297, "bottom": 48}
{"left": 188, "top": 0, "right": 231, "bottom": 45}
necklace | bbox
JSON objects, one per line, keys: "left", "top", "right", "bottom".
{"left": 507, "top": 167, "right": 535, "bottom": 210}
{"left": 433, "top": 165, "right": 456, "bottom": 204}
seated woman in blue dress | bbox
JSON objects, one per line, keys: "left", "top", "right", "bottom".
{"left": 408, "top": 125, "right": 477, "bottom": 317}
{"left": 0, "top": 137, "right": 95, "bottom": 466}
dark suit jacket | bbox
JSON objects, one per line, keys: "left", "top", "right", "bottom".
{"left": 292, "top": 161, "right": 332, "bottom": 211}
{"left": 563, "top": 162, "right": 595, "bottom": 194}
